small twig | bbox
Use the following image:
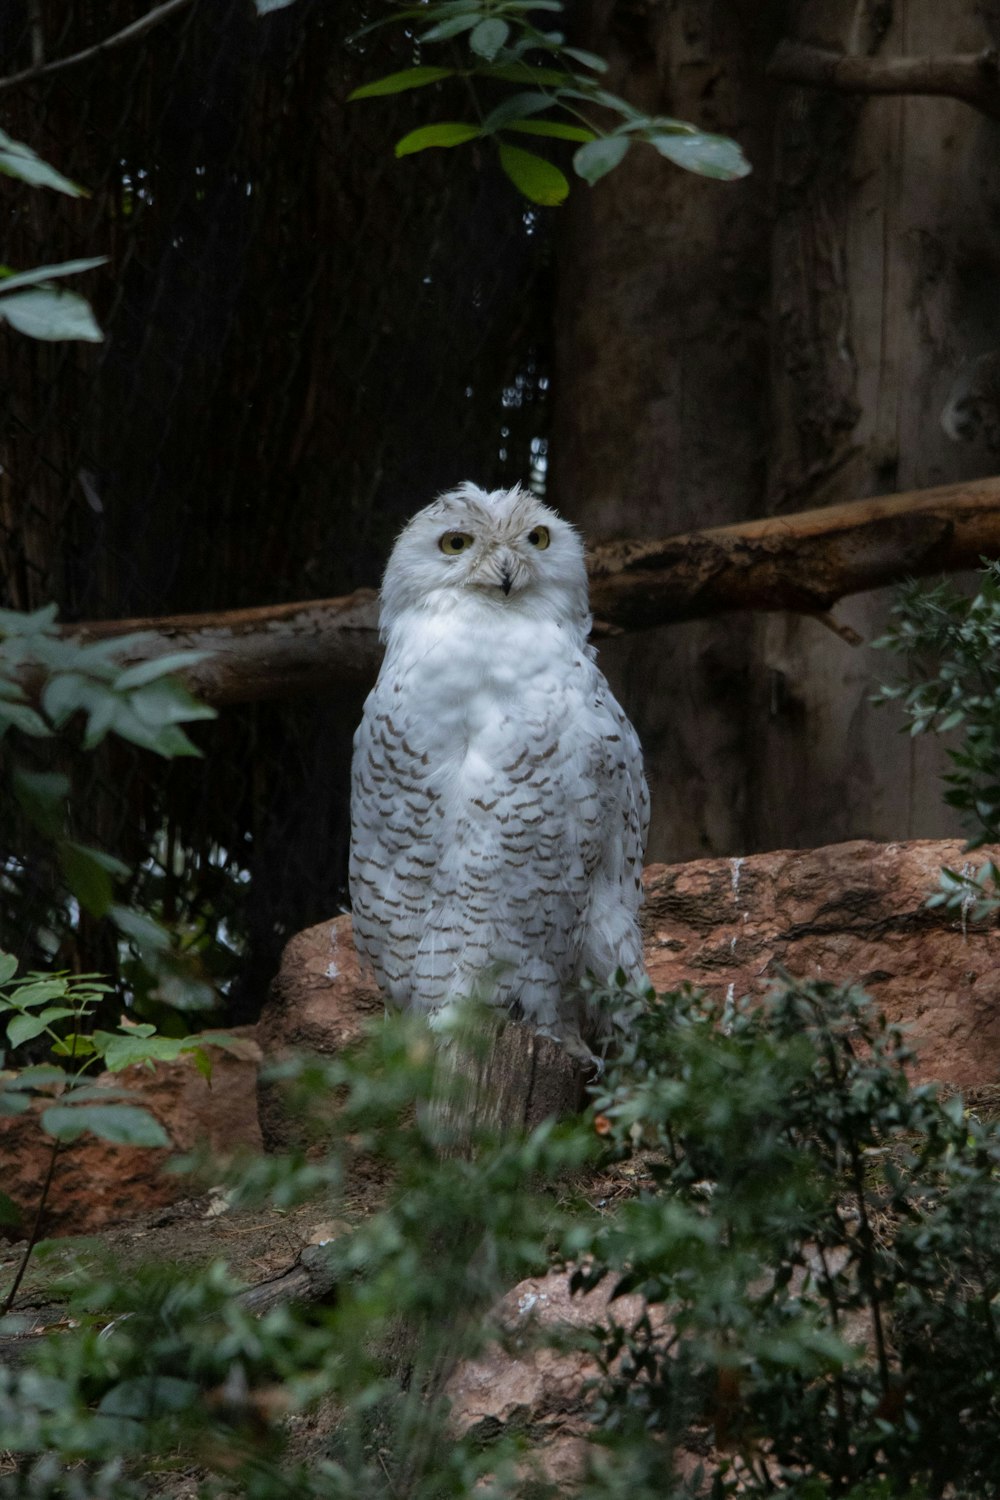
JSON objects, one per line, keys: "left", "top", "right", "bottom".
{"left": 810, "top": 611, "right": 864, "bottom": 648}
{"left": 2, "top": 1136, "right": 61, "bottom": 1315}
{"left": 768, "top": 39, "right": 1000, "bottom": 121}
{"left": 0, "top": 0, "right": 195, "bottom": 95}
{"left": 27, "top": 0, "right": 44, "bottom": 67}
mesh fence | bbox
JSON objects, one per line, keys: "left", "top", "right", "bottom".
{"left": 0, "top": 0, "right": 552, "bottom": 1017}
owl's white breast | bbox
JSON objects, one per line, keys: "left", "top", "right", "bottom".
{"left": 379, "top": 594, "right": 593, "bottom": 759}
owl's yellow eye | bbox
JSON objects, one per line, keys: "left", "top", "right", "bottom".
{"left": 526, "top": 526, "right": 550, "bottom": 549}
{"left": 439, "top": 531, "right": 474, "bottom": 555}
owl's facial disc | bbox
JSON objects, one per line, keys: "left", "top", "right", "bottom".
{"left": 435, "top": 526, "right": 539, "bottom": 598}
{"left": 465, "top": 539, "right": 532, "bottom": 598}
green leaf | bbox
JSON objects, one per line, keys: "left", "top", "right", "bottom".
{"left": 0, "top": 1093, "right": 33, "bottom": 1117}
{"left": 79, "top": 686, "right": 125, "bottom": 748}
{"left": 0, "top": 129, "right": 84, "bottom": 196}
{"left": 419, "top": 13, "right": 480, "bottom": 42}
{"left": 127, "top": 678, "right": 216, "bottom": 730}
{"left": 191, "top": 1047, "right": 213, "bottom": 1082}
{"left": 0, "top": 1192, "right": 22, "bottom": 1227}
{"left": 394, "top": 123, "right": 481, "bottom": 158}
{"left": 480, "top": 63, "right": 569, "bottom": 86}
{"left": 50, "top": 1035, "right": 97, "bottom": 1058}
{"left": 4, "top": 980, "right": 69, "bottom": 1009}
{"left": 110, "top": 905, "right": 172, "bottom": 954}
{"left": 112, "top": 651, "right": 211, "bottom": 690}
{"left": 505, "top": 120, "right": 596, "bottom": 143}
{"left": 649, "top": 129, "right": 751, "bottom": 181}
{"left": 98, "top": 1375, "right": 200, "bottom": 1417}
{"left": 348, "top": 67, "right": 455, "bottom": 101}
{"left": 11, "top": 768, "right": 68, "bottom": 837}
{"left": 0, "top": 258, "right": 107, "bottom": 296}
{"left": 1, "top": 1064, "right": 67, "bottom": 1089}
{"left": 498, "top": 143, "right": 570, "bottom": 205}
{"left": 573, "top": 135, "right": 630, "bottom": 184}
{"left": 40, "top": 1102, "right": 170, "bottom": 1148}
{"left": 482, "top": 92, "right": 555, "bottom": 132}
{"left": 8, "top": 1011, "right": 60, "bottom": 1049}
{"left": 561, "top": 46, "right": 608, "bottom": 73}
{"left": 469, "top": 17, "right": 509, "bottom": 60}
{"left": 0, "top": 286, "right": 103, "bottom": 343}
{"left": 0, "top": 603, "right": 59, "bottom": 636}
{"left": 60, "top": 842, "right": 127, "bottom": 919}
{"left": 254, "top": 0, "right": 298, "bottom": 10}
{"left": 0, "top": 699, "right": 51, "bottom": 738}
{"left": 62, "top": 1082, "right": 144, "bottom": 1103}
{"left": 92, "top": 1029, "right": 193, "bottom": 1072}
{"left": 0, "top": 953, "right": 17, "bottom": 985}
{"left": 41, "top": 671, "right": 99, "bottom": 728}
{"left": 104, "top": 699, "right": 202, "bottom": 757}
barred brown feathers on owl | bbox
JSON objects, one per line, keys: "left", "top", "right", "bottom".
{"left": 349, "top": 482, "right": 649, "bottom": 1050}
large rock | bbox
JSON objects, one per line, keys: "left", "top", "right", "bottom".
{"left": 642, "top": 838, "right": 1000, "bottom": 1089}
{"left": 255, "top": 917, "right": 587, "bottom": 1149}
{"left": 258, "top": 840, "right": 1000, "bottom": 1107}
{"left": 443, "top": 1268, "right": 683, "bottom": 1489}
{"left": 0, "top": 1030, "right": 262, "bottom": 1241}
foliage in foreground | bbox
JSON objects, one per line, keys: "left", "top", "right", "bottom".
{"left": 878, "top": 560, "right": 1000, "bottom": 919}
{"left": 1, "top": 979, "right": 999, "bottom": 1498}
{"left": 0, "top": 603, "right": 220, "bottom": 1012}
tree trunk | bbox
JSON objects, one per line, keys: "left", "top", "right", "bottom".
{"left": 751, "top": 0, "right": 1000, "bottom": 850}
{"left": 552, "top": 0, "right": 788, "bottom": 860}
{"left": 553, "top": 0, "right": 1000, "bottom": 860}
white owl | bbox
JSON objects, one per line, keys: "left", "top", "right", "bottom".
{"left": 349, "top": 482, "right": 649, "bottom": 1050}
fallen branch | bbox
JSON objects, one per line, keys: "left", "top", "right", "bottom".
{"left": 768, "top": 40, "right": 1000, "bottom": 120}
{"left": 65, "top": 475, "right": 1000, "bottom": 704}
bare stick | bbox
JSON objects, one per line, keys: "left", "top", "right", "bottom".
{"left": 0, "top": 0, "right": 195, "bottom": 95}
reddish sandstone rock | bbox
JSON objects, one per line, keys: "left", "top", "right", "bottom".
{"left": 0, "top": 1030, "right": 262, "bottom": 1240}
{"left": 443, "top": 1267, "right": 669, "bottom": 1488}
{"left": 259, "top": 839, "right": 1000, "bottom": 1101}
{"left": 255, "top": 916, "right": 384, "bottom": 1150}
{"left": 642, "top": 838, "right": 1000, "bottom": 1089}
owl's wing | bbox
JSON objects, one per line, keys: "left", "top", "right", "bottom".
{"left": 594, "top": 674, "right": 649, "bottom": 910}
{"left": 349, "top": 677, "right": 450, "bottom": 1005}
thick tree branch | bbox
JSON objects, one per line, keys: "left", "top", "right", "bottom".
{"left": 67, "top": 476, "right": 1000, "bottom": 705}
{"left": 76, "top": 591, "right": 382, "bottom": 705}
{"left": 585, "top": 476, "right": 1000, "bottom": 632}
{"left": 768, "top": 40, "right": 1000, "bottom": 121}
{"left": 0, "top": 0, "right": 195, "bottom": 95}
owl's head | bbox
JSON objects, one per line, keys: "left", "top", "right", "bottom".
{"left": 379, "top": 483, "right": 591, "bottom": 633}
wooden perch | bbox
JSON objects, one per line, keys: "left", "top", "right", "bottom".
{"left": 768, "top": 39, "right": 1000, "bottom": 120}
{"left": 68, "top": 475, "right": 1000, "bottom": 705}
{"left": 77, "top": 590, "right": 383, "bottom": 705}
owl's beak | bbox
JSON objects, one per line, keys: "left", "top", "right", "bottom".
{"left": 489, "top": 546, "right": 518, "bottom": 596}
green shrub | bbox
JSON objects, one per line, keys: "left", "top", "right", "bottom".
{"left": 2, "top": 980, "right": 1000, "bottom": 1498}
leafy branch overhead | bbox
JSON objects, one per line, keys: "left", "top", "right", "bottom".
{"left": 342, "top": 0, "right": 751, "bottom": 205}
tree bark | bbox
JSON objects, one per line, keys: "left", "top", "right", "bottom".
{"left": 58, "top": 476, "right": 1000, "bottom": 705}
